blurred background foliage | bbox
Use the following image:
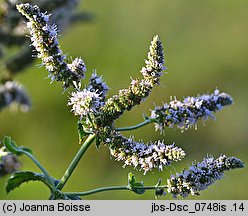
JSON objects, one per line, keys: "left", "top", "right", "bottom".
{"left": 0, "top": 0, "right": 248, "bottom": 199}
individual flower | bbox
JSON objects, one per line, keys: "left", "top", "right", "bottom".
{"left": 0, "top": 81, "right": 30, "bottom": 112}
{"left": 68, "top": 89, "right": 103, "bottom": 117}
{"left": 0, "top": 146, "right": 21, "bottom": 177}
{"left": 97, "top": 35, "right": 165, "bottom": 127}
{"left": 16, "top": 3, "right": 86, "bottom": 88}
{"left": 105, "top": 131, "right": 185, "bottom": 174}
{"left": 166, "top": 154, "right": 244, "bottom": 198}
{"left": 150, "top": 89, "right": 233, "bottom": 132}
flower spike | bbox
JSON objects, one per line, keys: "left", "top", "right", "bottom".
{"left": 104, "top": 131, "right": 185, "bottom": 174}
{"left": 166, "top": 155, "right": 244, "bottom": 198}
{"left": 16, "top": 3, "right": 86, "bottom": 89}
{"left": 150, "top": 89, "right": 233, "bottom": 132}
{"left": 99, "top": 35, "right": 165, "bottom": 127}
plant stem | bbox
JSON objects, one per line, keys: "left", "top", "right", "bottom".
{"left": 116, "top": 119, "right": 152, "bottom": 131}
{"left": 64, "top": 185, "right": 167, "bottom": 197}
{"left": 56, "top": 134, "right": 96, "bottom": 191}
{"left": 65, "top": 186, "right": 128, "bottom": 196}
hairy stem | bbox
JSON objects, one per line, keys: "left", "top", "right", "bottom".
{"left": 56, "top": 134, "right": 96, "bottom": 191}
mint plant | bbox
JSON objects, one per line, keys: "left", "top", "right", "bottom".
{"left": 0, "top": 3, "right": 244, "bottom": 200}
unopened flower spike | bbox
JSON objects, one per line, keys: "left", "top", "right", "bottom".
{"left": 16, "top": 3, "right": 86, "bottom": 89}
{"left": 98, "top": 35, "right": 165, "bottom": 127}
{"left": 104, "top": 131, "right": 185, "bottom": 174}
{"left": 0, "top": 146, "right": 21, "bottom": 177}
{"left": 166, "top": 154, "right": 244, "bottom": 198}
{"left": 150, "top": 89, "right": 233, "bottom": 132}
{"left": 0, "top": 81, "right": 31, "bottom": 112}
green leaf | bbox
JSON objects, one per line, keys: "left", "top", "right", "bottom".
{"left": 3, "top": 136, "right": 32, "bottom": 155}
{"left": 6, "top": 171, "right": 54, "bottom": 193}
{"left": 127, "top": 173, "right": 145, "bottom": 194}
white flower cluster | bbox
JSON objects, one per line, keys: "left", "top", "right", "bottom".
{"left": 68, "top": 72, "right": 109, "bottom": 119}
{"left": 151, "top": 89, "right": 233, "bottom": 132}
{"left": 68, "top": 89, "right": 103, "bottom": 117}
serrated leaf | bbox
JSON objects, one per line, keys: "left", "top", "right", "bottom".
{"left": 6, "top": 171, "right": 54, "bottom": 193}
